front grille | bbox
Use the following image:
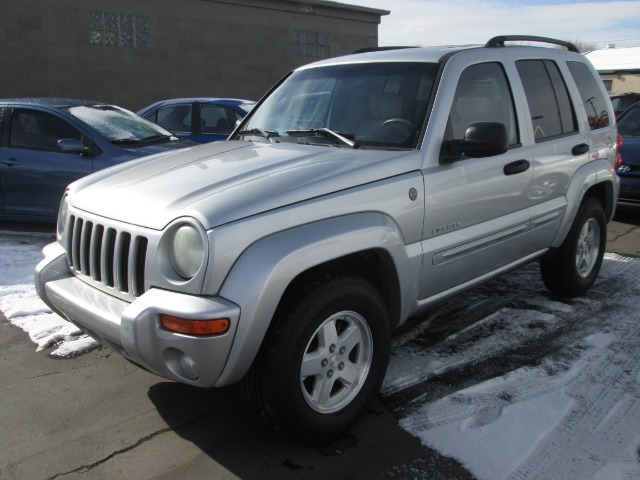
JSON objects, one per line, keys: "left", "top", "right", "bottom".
{"left": 66, "top": 215, "right": 148, "bottom": 297}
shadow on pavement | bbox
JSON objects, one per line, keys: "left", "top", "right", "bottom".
{"left": 147, "top": 381, "right": 475, "bottom": 479}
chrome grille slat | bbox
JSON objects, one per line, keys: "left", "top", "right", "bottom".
{"left": 66, "top": 215, "right": 147, "bottom": 298}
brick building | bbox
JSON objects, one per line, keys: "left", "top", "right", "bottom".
{"left": 1, "top": 0, "right": 388, "bottom": 110}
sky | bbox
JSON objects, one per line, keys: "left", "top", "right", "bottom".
{"left": 345, "top": 0, "right": 640, "bottom": 50}
{"left": 2, "top": 233, "right": 640, "bottom": 479}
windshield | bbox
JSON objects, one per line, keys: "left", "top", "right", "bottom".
{"left": 66, "top": 105, "right": 175, "bottom": 143}
{"left": 617, "top": 104, "right": 640, "bottom": 136}
{"left": 237, "top": 62, "right": 438, "bottom": 149}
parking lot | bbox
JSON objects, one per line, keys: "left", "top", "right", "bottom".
{"left": 1, "top": 210, "right": 639, "bottom": 480}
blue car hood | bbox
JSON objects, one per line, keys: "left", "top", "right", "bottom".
{"left": 69, "top": 140, "right": 420, "bottom": 230}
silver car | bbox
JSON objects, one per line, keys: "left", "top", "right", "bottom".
{"left": 36, "top": 35, "right": 620, "bottom": 443}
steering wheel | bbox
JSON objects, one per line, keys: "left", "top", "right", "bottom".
{"left": 382, "top": 118, "right": 416, "bottom": 130}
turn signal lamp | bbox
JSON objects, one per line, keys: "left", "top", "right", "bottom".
{"left": 160, "top": 315, "right": 230, "bottom": 336}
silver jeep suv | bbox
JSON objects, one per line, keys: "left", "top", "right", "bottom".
{"left": 36, "top": 35, "right": 620, "bottom": 442}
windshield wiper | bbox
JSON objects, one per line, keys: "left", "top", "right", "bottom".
{"left": 139, "top": 134, "right": 174, "bottom": 144}
{"left": 286, "top": 128, "right": 359, "bottom": 149}
{"left": 237, "top": 128, "right": 279, "bottom": 143}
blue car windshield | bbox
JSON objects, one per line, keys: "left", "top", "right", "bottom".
{"left": 66, "top": 105, "right": 174, "bottom": 143}
{"left": 617, "top": 105, "right": 640, "bottom": 136}
{"left": 239, "top": 62, "right": 438, "bottom": 149}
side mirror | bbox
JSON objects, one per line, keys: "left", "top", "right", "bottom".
{"left": 441, "top": 122, "right": 508, "bottom": 163}
{"left": 57, "top": 138, "right": 88, "bottom": 154}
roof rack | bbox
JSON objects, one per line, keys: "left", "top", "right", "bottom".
{"left": 352, "top": 46, "right": 417, "bottom": 54}
{"left": 485, "top": 35, "right": 579, "bottom": 53}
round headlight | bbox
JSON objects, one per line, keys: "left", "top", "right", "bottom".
{"left": 169, "top": 224, "right": 205, "bottom": 279}
{"left": 57, "top": 195, "right": 70, "bottom": 240}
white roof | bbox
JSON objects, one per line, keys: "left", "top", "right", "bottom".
{"left": 585, "top": 47, "right": 640, "bottom": 72}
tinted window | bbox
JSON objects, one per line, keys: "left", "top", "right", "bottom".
{"left": 567, "top": 61, "right": 610, "bottom": 130}
{"left": 516, "top": 60, "right": 577, "bottom": 141}
{"left": 156, "top": 104, "right": 192, "bottom": 133}
{"left": 10, "top": 109, "right": 82, "bottom": 151}
{"left": 200, "top": 105, "right": 235, "bottom": 135}
{"left": 447, "top": 62, "right": 519, "bottom": 146}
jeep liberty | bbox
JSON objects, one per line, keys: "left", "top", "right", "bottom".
{"left": 36, "top": 36, "right": 620, "bottom": 442}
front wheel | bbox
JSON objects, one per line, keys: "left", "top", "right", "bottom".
{"left": 243, "top": 275, "right": 391, "bottom": 443}
{"left": 540, "top": 197, "right": 606, "bottom": 297}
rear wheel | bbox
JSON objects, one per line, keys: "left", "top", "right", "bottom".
{"left": 540, "top": 197, "right": 606, "bottom": 297}
{"left": 243, "top": 275, "right": 391, "bottom": 443}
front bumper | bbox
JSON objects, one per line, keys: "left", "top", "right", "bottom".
{"left": 35, "top": 242, "right": 241, "bottom": 387}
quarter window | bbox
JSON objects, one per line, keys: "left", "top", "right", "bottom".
{"left": 516, "top": 60, "right": 577, "bottom": 141}
{"left": 447, "top": 62, "right": 519, "bottom": 147}
{"left": 567, "top": 61, "right": 610, "bottom": 130}
{"left": 10, "top": 109, "right": 83, "bottom": 151}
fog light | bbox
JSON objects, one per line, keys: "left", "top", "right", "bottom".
{"left": 179, "top": 353, "right": 199, "bottom": 380}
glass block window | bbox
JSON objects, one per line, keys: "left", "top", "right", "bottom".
{"left": 293, "top": 30, "right": 330, "bottom": 58}
{"left": 89, "top": 10, "right": 150, "bottom": 48}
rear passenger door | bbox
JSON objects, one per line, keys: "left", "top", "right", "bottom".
{"left": 420, "top": 58, "right": 535, "bottom": 299}
{"left": 515, "top": 58, "right": 603, "bottom": 250}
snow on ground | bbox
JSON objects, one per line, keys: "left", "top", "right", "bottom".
{"left": 0, "top": 235, "right": 99, "bottom": 356}
{"left": 1, "top": 234, "right": 640, "bottom": 479}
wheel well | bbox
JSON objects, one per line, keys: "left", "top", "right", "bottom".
{"left": 584, "top": 181, "right": 615, "bottom": 221}
{"left": 277, "top": 249, "right": 402, "bottom": 329}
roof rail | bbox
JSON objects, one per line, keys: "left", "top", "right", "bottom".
{"left": 485, "top": 35, "right": 579, "bottom": 53}
{"left": 352, "top": 46, "right": 417, "bottom": 54}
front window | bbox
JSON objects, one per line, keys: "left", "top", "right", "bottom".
{"left": 9, "top": 109, "right": 84, "bottom": 151}
{"left": 237, "top": 62, "right": 438, "bottom": 149}
{"left": 67, "top": 105, "right": 174, "bottom": 144}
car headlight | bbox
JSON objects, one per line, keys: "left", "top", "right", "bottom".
{"left": 57, "top": 194, "right": 70, "bottom": 240}
{"left": 160, "top": 218, "right": 207, "bottom": 282}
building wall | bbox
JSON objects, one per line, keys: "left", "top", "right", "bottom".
{"left": 599, "top": 73, "right": 640, "bottom": 95}
{"left": 1, "top": 0, "right": 386, "bottom": 110}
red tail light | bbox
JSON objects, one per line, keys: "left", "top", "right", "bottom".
{"left": 615, "top": 133, "right": 623, "bottom": 170}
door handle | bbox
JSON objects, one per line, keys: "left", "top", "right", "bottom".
{"left": 0, "top": 158, "right": 20, "bottom": 167}
{"left": 503, "top": 159, "right": 530, "bottom": 176}
{"left": 572, "top": 143, "right": 589, "bottom": 156}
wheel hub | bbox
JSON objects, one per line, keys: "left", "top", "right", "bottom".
{"left": 300, "top": 311, "right": 373, "bottom": 414}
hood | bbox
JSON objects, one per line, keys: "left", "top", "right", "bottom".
{"left": 69, "top": 141, "right": 420, "bottom": 230}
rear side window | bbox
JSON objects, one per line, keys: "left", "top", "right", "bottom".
{"left": 200, "top": 105, "right": 236, "bottom": 135}
{"left": 516, "top": 60, "right": 577, "bottom": 141}
{"left": 567, "top": 61, "right": 611, "bottom": 130}
{"left": 156, "top": 104, "right": 192, "bottom": 133}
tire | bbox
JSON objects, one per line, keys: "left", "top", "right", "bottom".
{"left": 243, "top": 275, "right": 391, "bottom": 443}
{"left": 540, "top": 197, "right": 606, "bottom": 297}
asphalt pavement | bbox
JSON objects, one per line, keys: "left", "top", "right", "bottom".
{"left": 0, "top": 209, "right": 638, "bottom": 480}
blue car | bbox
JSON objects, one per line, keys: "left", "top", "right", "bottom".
{"left": 0, "top": 98, "right": 194, "bottom": 222}
{"left": 137, "top": 97, "right": 255, "bottom": 143}
{"left": 617, "top": 101, "right": 640, "bottom": 209}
